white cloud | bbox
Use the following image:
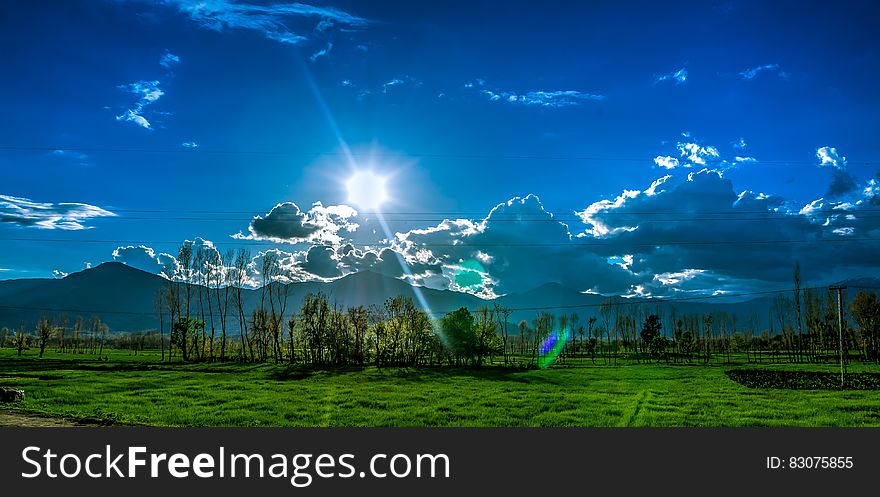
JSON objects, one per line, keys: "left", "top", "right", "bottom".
{"left": 655, "top": 68, "right": 688, "bottom": 85}
{"left": 159, "top": 52, "right": 180, "bottom": 68}
{"left": 392, "top": 195, "right": 635, "bottom": 296}
{"left": 97, "top": 162, "right": 880, "bottom": 297}
{"left": 677, "top": 142, "right": 720, "bottom": 165}
{"left": 477, "top": 86, "right": 604, "bottom": 108}
{"left": 739, "top": 63, "right": 782, "bottom": 80}
{"left": 52, "top": 269, "right": 68, "bottom": 279}
{"left": 574, "top": 167, "right": 880, "bottom": 292}
{"left": 735, "top": 156, "right": 757, "bottom": 163}
{"left": 150, "top": 0, "right": 369, "bottom": 45}
{"left": 816, "top": 146, "right": 857, "bottom": 197}
{"left": 314, "top": 19, "right": 333, "bottom": 32}
{"left": 653, "top": 155, "right": 680, "bottom": 169}
{"left": 112, "top": 245, "right": 178, "bottom": 275}
{"left": 733, "top": 137, "right": 747, "bottom": 149}
{"left": 816, "top": 146, "right": 846, "bottom": 169}
{"left": 0, "top": 194, "right": 115, "bottom": 230}
{"left": 51, "top": 149, "right": 90, "bottom": 165}
{"left": 116, "top": 80, "right": 164, "bottom": 129}
{"left": 309, "top": 42, "right": 332, "bottom": 61}
{"left": 653, "top": 269, "right": 705, "bottom": 286}
{"left": 233, "top": 201, "right": 359, "bottom": 245}
{"left": 181, "top": 141, "right": 199, "bottom": 148}
{"left": 116, "top": 109, "right": 152, "bottom": 129}
{"left": 382, "top": 78, "right": 405, "bottom": 93}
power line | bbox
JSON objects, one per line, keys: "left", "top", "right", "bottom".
{"left": 1, "top": 237, "right": 879, "bottom": 247}
{"left": 1, "top": 284, "right": 877, "bottom": 319}
{"left": 38, "top": 215, "right": 880, "bottom": 223}
{"left": 4, "top": 144, "right": 880, "bottom": 165}
{"left": 24, "top": 207, "right": 880, "bottom": 216}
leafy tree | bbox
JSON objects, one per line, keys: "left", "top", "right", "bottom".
{"left": 474, "top": 306, "right": 502, "bottom": 366}
{"left": 441, "top": 307, "right": 476, "bottom": 366}
{"left": 171, "top": 317, "right": 205, "bottom": 361}
{"left": 850, "top": 291, "right": 880, "bottom": 362}
{"left": 640, "top": 314, "right": 662, "bottom": 352}
{"left": 649, "top": 335, "right": 670, "bottom": 361}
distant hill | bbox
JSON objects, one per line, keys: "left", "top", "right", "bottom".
{"left": 0, "top": 262, "right": 877, "bottom": 334}
{"left": 0, "top": 263, "right": 484, "bottom": 333}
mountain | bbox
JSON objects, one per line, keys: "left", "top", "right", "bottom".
{"left": 0, "top": 262, "right": 877, "bottom": 334}
{"left": 0, "top": 263, "right": 482, "bottom": 333}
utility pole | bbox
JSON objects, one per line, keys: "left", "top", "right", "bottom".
{"left": 830, "top": 285, "right": 846, "bottom": 388}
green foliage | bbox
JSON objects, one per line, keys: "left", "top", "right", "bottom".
{"left": 850, "top": 291, "right": 880, "bottom": 361}
{"left": 440, "top": 307, "right": 476, "bottom": 365}
{"left": 171, "top": 317, "right": 205, "bottom": 351}
{"left": 727, "top": 369, "right": 880, "bottom": 390}
{"left": 640, "top": 314, "right": 662, "bottom": 346}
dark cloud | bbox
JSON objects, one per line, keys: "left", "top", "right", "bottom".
{"left": 249, "top": 203, "right": 321, "bottom": 240}
{"left": 112, "top": 245, "right": 177, "bottom": 275}
{"left": 301, "top": 245, "right": 342, "bottom": 278}
{"left": 827, "top": 169, "right": 858, "bottom": 197}
{"left": 235, "top": 202, "right": 358, "bottom": 244}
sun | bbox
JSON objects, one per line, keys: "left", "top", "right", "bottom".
{"left": 346, "top": 170, "right": 388, "bottom": 210}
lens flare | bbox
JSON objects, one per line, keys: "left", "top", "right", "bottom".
{"left": 538, "top": 326, "right": 571, "bottom": 369}
{"left": 453, "top": 259, "right": 486, "bottom": 290}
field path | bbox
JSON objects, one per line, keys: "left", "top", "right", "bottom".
{"left": 0, "top": 409, "right": 100, "bottom": 427}
{"left": 622, "top": 391, "right": 650, "bottom": 427}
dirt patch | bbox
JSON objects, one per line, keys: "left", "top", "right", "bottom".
{"left": 0, "top": 409, "right": 110, "bottom": 427}
{"left": 725, "top": 369, "right": 880, "bottom": 390}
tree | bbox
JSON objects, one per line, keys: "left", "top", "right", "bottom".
{"left": 347, "top": 306, "right": 369, "bottom": 366}
{"left": 493, "top": 301, "right": 512, "bottom": 365}
{"left": 640, "top": 314, "right": 662, "bottom": 354}
{"left": 13, "top": 328, "right": 28, "bottom": 356}
{"left": 172, "top": 317, "right": 204, "bottom": 361}
{"left": 36, "top": 318, "right": 55, "bottom": 358}
{"left": 300, "top": 292, "right": 330, "bottom": 366}
{"left": 440, "top": 307, "right": 476, "bottom": 366}
{"left": 474, "top": 306, "right": 501, "bottom": 366}
{"left": 230, "top": 248, "right": 252, "bottom": 361}
{"left": 649, "top": 335, "right": 670, "bottom": 362}
{"left": 850, "top": 291, "right": 880, "bottom": 362}
{"left": 793, "top": 263, "right": 804, "bottom": 362}
{"left": 0, "top": 326, "right": 8, "bottom": 348}
{"left": 518, "top": 320, "right": 532, "bottom": 367}
{"left": 177, "top": 242, "right": 194, "bottom": 361}
{"left": 216, "top": 248, "right": 235, "bottom": 361}
{"left": 532, "top": 312, "right": 553, "bottom": 364}
{"left": 155, "top": 290, "right": 167, "bottom": 361}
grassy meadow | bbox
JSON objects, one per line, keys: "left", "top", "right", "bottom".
{"left": 1, "top": 348, "right": 879, "bottom": 427}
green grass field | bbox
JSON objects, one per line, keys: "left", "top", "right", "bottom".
{"left": 2, "top": 348, "right": 879, "bottom": 427}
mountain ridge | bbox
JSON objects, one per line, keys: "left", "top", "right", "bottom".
{"left": 0, "top": 262, "right": 877, "bottom": 333}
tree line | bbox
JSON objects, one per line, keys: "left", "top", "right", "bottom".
{"left": 3, "top": 253, "right": 879, "bottom": 368}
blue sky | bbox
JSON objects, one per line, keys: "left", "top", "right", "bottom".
{"left": 2, "top": 0, "right": 879, "bottom": 298}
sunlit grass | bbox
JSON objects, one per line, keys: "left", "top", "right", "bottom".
{"left": 1, "top": 348, "right": 878, "bottom": 427}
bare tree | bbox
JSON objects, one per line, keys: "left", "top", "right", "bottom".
{"left": 493, "top": 300, "right": 511, "bottom": 365}
{"left": 794, "top": 262, "right": 804, "bottom": 362}
{"left": 177, "top": 242, "right": 193, "bottom": 361}
{"left": 233, "top": 248, "right": 252, "bottom": 361}
{"left": 14, "top": 327, "right": 28, "bottom": 356}
{"left": 36, "top": 318, "right": 54, "bottom": 358}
